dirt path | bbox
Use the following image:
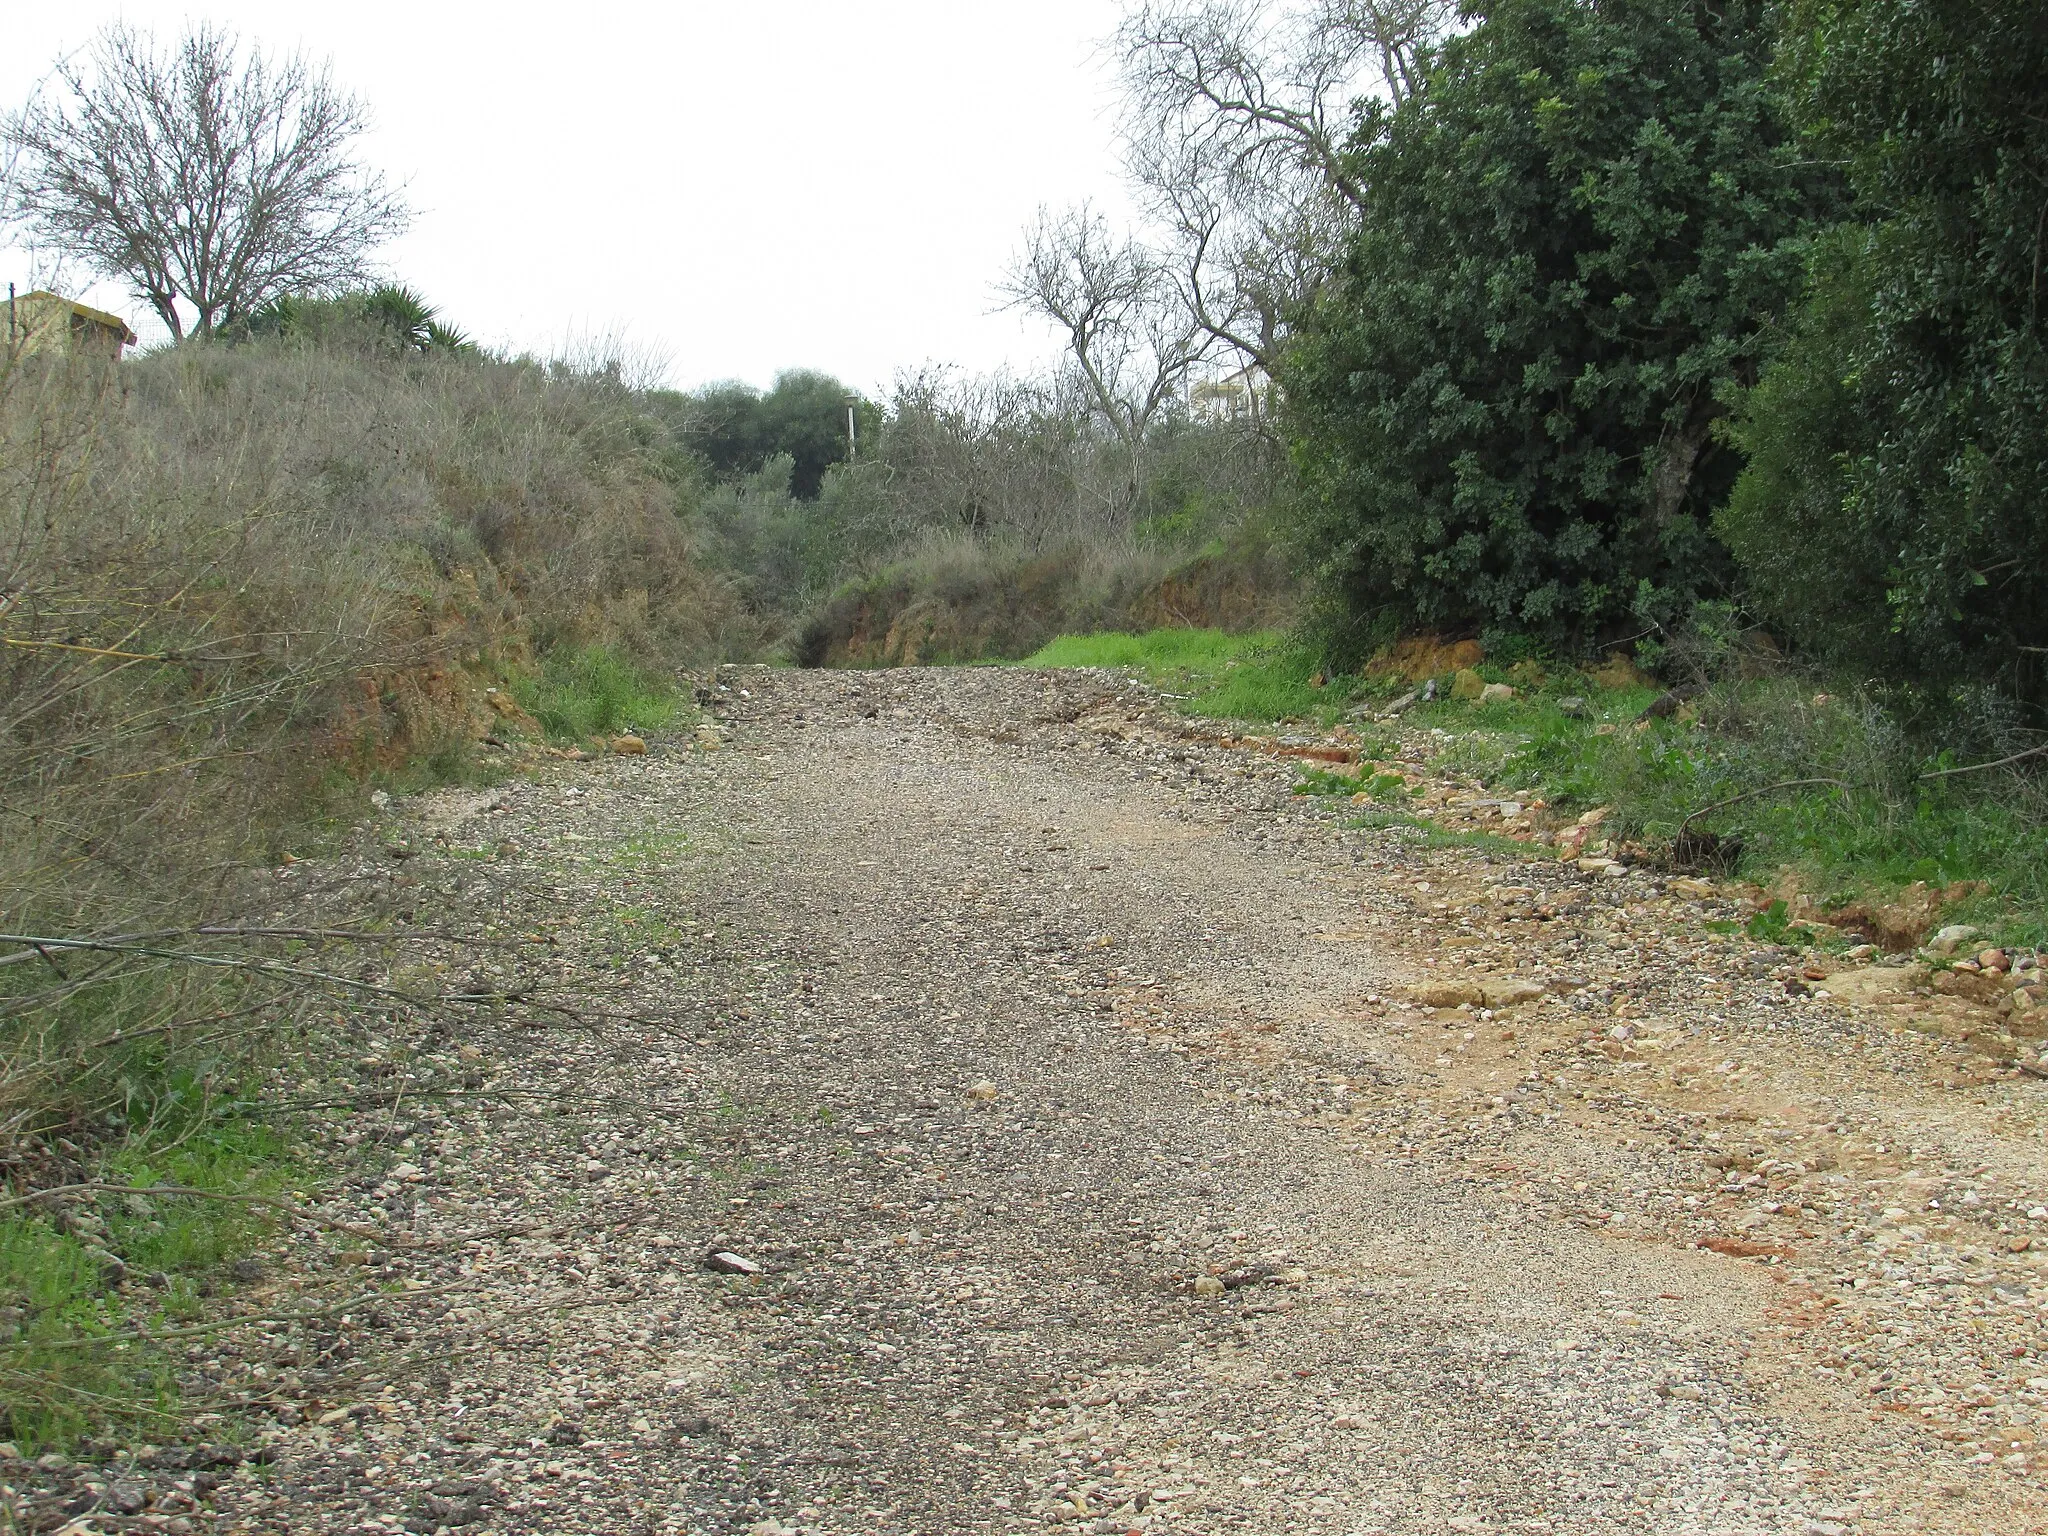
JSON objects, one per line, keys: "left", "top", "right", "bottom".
{"left": 136, "top": 666, "right": 2048, "bottom": 1535}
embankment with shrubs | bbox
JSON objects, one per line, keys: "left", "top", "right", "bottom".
{"left": 0, "top": 331, "right": 750, "bottom": 1444}
{"left": 5, "top": 329, "right": 750, "bottom": 928}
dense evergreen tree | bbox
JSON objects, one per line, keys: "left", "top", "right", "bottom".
{"left": 1284, "top": 0, "right": 1838, "bottom": 659}
{"left": 1721, "top": 0, "right": 2048, "bottom": 702}
{"left": 692, "top": 370, "right": 881, "bottom": 500}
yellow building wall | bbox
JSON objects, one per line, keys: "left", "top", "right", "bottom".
{"left": 7, "top": 291, "right": 134, "bottom": 361}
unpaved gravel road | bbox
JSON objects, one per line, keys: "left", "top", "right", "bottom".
{"left": 120, "top": 666, "right": 2048, "bottom": 1535}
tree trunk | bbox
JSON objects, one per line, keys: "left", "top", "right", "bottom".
{"left": 1650, "top": 404, "right": 1720, "bottom": 526}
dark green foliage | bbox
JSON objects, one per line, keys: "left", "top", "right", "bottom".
{"left": 242, "top": 284, "right": 472, "bottom": 353}
{"left": 691, "top": 370, "right": 881, "bottom": 499}
{"left": 1721, "top": 0, "right": 2048, "bottom": 703}
{"left": 1284, "top": 0, "right": 1838, "bottom": 662}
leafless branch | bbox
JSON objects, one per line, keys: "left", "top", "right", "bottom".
{"left": 999, "top": 203, "right": 1207, "bottom": 486}
{"left": 1110, "top": 0, "right": 1459, "bottom": 376}
{"left": 1917, "top": 742, "right": 2048, "bottom": 781}
{"left": 1678, "top": 778, "right": 1851, "bottom": 837}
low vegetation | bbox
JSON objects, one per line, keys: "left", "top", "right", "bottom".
{"left": 3, "top": 0, "right": 2042, "bottom": 1461}
{"left": 0, "top": 332, "right": 741, "bottom": 1447}
{"left": 694, "top": 370, "right": 1293, "bottom": 653}
{"left": 1026, "top": 627, "right": 2047, "bottom": 950}
{"left": 511, "top": 644, "right": 685, "bottom": 745}
{"left": 1025, "top": 628, "right": 1342, "bottom": 724}
{"left": 803, "top": 523, "right": 1293, "bottom": 669}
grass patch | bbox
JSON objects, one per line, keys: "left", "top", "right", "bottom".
{"left": 0, "top": 1112, "right": 301, "bottom": 1451}
{"left": 606, "top": 829, "right": 698, "bottom": 873}
{"left": 0, "top": 946, "right": 335, "bottom": 1453}
{"left": 380, "top": 736, "right": 508, "bottom": 796}
{"left": 1704, "top": 899, "right": 1833, "bottom": 949}
{"left": 1025, "top": 628, "right": 1358, "bottom": 727}
{"left": 1293, "top": 765, "right": 1410, "bottom": 801}
{"left": 511, "top": 645, "right": 686, "bottom": 744}
{"left": 1343, "top": 807, "right": 1535, "bottom": 857}
{"left": 1482, "top": 682, "right": 2047, "bottom": 945}
{"left": 1398, "top": 679, "right": 2044, "bottom": 947}
{"left": 1028, "top": 627, "right": 1256, "bottom": 673}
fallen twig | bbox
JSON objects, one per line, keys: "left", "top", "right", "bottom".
{"left": 0, "top": 636, "right": 267, "bottom": 665}
{"left": 7, "top": 1286, "right": 450, "bottom": 1353}
{"left": 1674, "top": 742, "right": 2046, "bottom": 840}
{"left": 0, "top": 1363, "right": 185, "bottom": 1418}
{"left": 1678, "top": 777, "right": 1850, "bottom": 837}
{"left": 238, "top": 1086, "right": 567, "bottom": 1115}
{"left": 0, "top": 924, "right": 522, "bottom": 971}
{"left": 1917, "top": 742, "right": 2048, "bottom": 781}
{"left": 82, "top": 997, "right": 286, "bottom": 1052}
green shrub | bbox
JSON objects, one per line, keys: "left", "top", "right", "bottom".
{"left": 1284, "top": 0, "right": 1840, "bottom": 660}
{"left": 1722, "top": 0, "right": 2048, "bottom": 704}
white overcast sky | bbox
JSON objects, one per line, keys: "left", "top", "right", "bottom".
{"left": 0, "top": 0, "right": 1137, "bottom": 393}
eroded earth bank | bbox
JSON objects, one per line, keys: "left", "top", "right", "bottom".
{"left": 35, "top": 666, "right": 2048, "bottom": 1536}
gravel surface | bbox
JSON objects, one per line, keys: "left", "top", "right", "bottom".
{"left": 16, "top": 665, "right": 2047, "bottom": 1535}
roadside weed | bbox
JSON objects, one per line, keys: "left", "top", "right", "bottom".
{"left": 0, "top": 1113, "right": 300, "bottom": 1450}
{"left": 512, "top": 645, "right": 686, "bottom": 744}
{"left": 1025, "top": 628, "right": 1357, "bottom": 726}
{"left": 1033, "top": 625, "right": 2044, "bottom": 945}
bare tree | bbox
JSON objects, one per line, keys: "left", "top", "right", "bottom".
{"left": 1112, "top": 0, "right": 1458, "bottom": 374}
{"left": 882, "top": 367, "right": 1101, "bottom": 549}
{"left": 1126, "top": 127, "right": 1344, "bottom": 384}
{"left": 1116, "top": 1, "right": 1374, "bottom": 217}
{"left": 1314, "top": 0, "right": 1462, "bottom": 109}
{"left": 3, "top": 25, "right": 408, "bottom": 341}
{"left": 1000, "top": 203, "right": 1206, "bottom": 451}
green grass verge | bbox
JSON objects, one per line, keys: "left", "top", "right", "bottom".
{"left": 1479, "top": 686, "right": 2047, "bottom": 947}
{"left": 1342, "top": 806, "right": 1538, "bottom": 857}
{"left": 510, "top": 644, "right": 686, "bottom": 744}
{"left": 1024, "top": 628, "right": 1358, "bottom": 727}
{"left": 0, "top": 952, "right": 332, "bottom": 1452}
{"left": 1027, "top": 626, "right": 2046, "bottom": 946}
{"left": 0, "top": 1114, "right": 301, "bottom": 1450}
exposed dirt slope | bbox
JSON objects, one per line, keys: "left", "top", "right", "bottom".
{"left": 35, "top": 665, "right": 2048, "bottom": 1536}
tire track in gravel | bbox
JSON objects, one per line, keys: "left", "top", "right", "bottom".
{"left": 201, "top": 664, "right": 2046, "bottom": 1536}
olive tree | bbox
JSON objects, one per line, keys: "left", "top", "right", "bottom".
{"left": 3, "top": 24, "right": 407, "bottom": 340}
